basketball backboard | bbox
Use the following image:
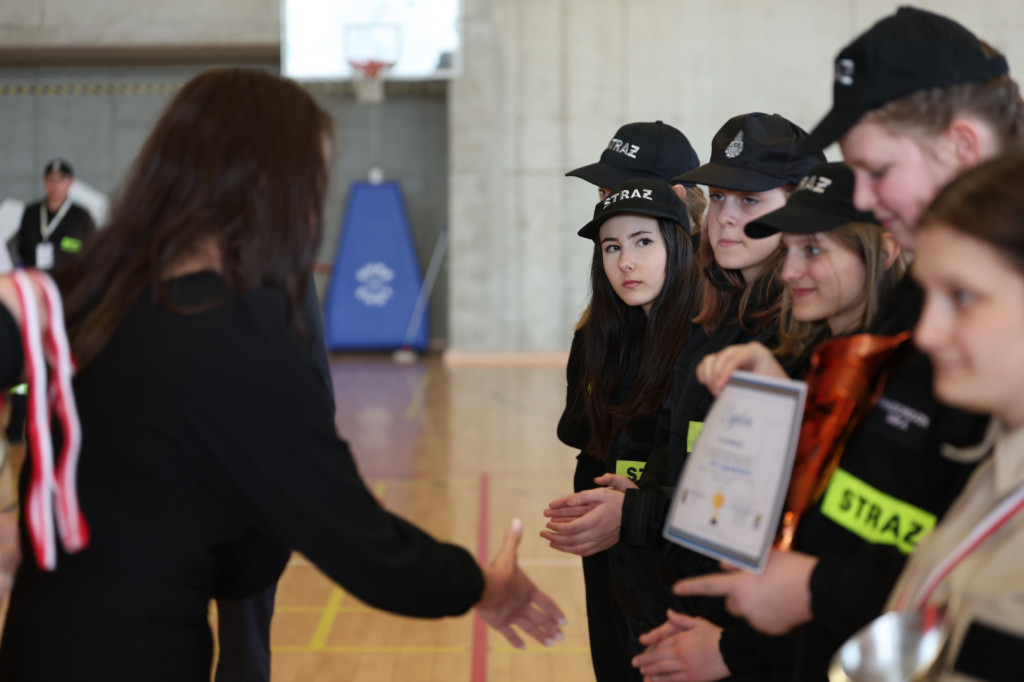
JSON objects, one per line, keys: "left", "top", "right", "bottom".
{"left": 282, "top": 0, "right": 461, "bottom": 81}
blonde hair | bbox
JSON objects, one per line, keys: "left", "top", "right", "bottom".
{"left": 684, "top": 185, "right": 708, "bottom": 234}
{"left": 864, "top": 42, "right": 1024, "bottom": 153}
{"left": 775, "top": 222, "right": 909, "bottom": 359}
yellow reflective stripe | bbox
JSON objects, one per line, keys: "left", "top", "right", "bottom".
{"left": 687, "top": 421, "right": 704, "bottom": 453}
{"left": 615, "top": 459, "right": 646, "bottom": 484}
{"left": 10, "top": 384, "right": 27, "bottom": 395}
{"left": 819, "top": 468, "right": 937, "bottom": 554}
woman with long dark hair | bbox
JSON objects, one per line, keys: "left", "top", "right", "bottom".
{"left": 0, "top": 68, "right": 563, "bottom": 680}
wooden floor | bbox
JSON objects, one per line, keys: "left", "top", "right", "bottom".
{"left": 3, "top": 352, "right": 597, "bottom": 682}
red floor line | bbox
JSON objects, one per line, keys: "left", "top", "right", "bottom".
{"left": 471, "top": 473, "right": 490, "bottom": 682}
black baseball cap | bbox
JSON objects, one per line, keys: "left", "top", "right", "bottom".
{"left": 745, "top": 162, "right": 879, "bottom": 239}
{"left": 566, "top": 121, "right": 701, "bottom": 188}
{"left": 578, "top": 178, "right": 690, "bottom": 240}
{"left": 802, "top": 6, "right": 1009, "bottom": 152}
{"left": 43, "top": 158, "right": 74, "bottom": 177}
{"left": 674, "top": 113, "right": 825, "bottom": 192}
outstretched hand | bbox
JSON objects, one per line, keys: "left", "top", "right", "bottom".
{"left": 477, "top": 519, "right": 566, "bottom": 649}
{"left": 672, "top": 550, "right": 817, "bottom": 635}
{"left": 695, "top": 342, "right": 787, "bottom": 396}
{"left": 632, "top": 611, "right": 729, "bottom": 682}
{"left": 540, "top": 474, "right": 636, "bottom": 556}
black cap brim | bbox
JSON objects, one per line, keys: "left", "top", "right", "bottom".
{"left": 578, "top": 205, "right": 683, "bottom": 240}
{"left": 567, "top": 162, "right": 698, "bottom": 189}
{"left": 745, "top": 202, "right": 877, "bottom": 239}
{"left": 566, "top": 162, "right": 634, "bottom": 189}
{"left": 800, "top": 104, "right": 870, "bottom": 154}
{"left": 673, "top": 162, "right": 787, "bottom": 193}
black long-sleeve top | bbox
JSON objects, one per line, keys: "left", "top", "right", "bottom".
{"left": 0, "top": 302, "right": 22, "bottom": 388}
{"left": 0, "top": 271, "right": 483, "bottom": 681}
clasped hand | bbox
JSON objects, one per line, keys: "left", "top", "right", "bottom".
{"left": 632, "top": 611, "right": 729, "bottom": 682}
{"left": 540, "top": 473, "right": 637, "bottom": 557}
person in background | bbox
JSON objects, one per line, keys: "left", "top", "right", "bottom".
{"left": 14, "top": 159, "right": 96, "bottom": 273}
{"left": 6, "top": 159, "right": 98, "bottom": 446}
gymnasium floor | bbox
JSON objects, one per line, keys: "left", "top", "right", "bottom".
{"left": 2, "top": 352, "right": 596, "bottom": 681}
{"left": 263, "top": 352, "right": 594, "bottom": 681}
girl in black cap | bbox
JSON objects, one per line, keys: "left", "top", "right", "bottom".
{"left": 671, "top": 4, "right": 1020, "bottom": 671}
{"left": 553, "top": 121, "right": 706, "bottom": 682}
{"left": 589, "top": 113, "right": 823, "bottom": 677}
{"left": 541, "top": 177, "right": 700, "bottom": 682}
{"left": 636, "top": 163, "right": 976, "bottom": 682}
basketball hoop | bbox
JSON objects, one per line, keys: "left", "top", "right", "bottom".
{"left": 349, "top": 59, "right": 395, "bottom": 104}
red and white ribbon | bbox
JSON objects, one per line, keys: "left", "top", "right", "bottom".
{"left": 901, "top": 480, "right": 1024, "bottom": 612}
{"left": 10, "top": 268, "right": 88, "bottom": 571}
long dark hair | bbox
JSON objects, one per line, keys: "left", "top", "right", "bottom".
{"left": 59, "top": 68, "right": 334, "bottom": 367}
{"left": 581, "top": 216, "right": 699, "bottom": 460}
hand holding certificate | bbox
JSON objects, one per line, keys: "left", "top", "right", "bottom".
{"left": 664, "top": 371, "right": 807, "bottom": 573}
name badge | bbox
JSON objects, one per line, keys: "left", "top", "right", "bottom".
{"left": 687, "top": 421, "right": 705, "bottom": 453}
{"left": 615, "top": 459, "right": 646, "bottom": 483}
{"left": 35, "top": 242, "right": 55, "bottom": 270}
{"left": 819, "top": 468, "right": 936, "bottom": 554}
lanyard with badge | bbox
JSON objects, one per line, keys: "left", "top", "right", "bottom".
{"left": 36, "top": 200, "right": 72, "bottom": 271}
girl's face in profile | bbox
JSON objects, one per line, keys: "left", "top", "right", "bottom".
{"left": 599, "top": 214, "right": 667, "bottom": 315}
{"left": 914, "top": 223, "right": 1024, "bottom": 428}
{"left": 706, "top": 187, "right": 787, "bottom": 281}
{"left": 839, "top": 119, "right": 961, "bottom": 252}
{"left": 780, "top": 231, "right": 869, "bottom": 335}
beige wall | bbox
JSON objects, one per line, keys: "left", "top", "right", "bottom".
{"left": 0, "top": 0, "right": 278, "bottom": 48}
{"left": 3, "top": 1, "right": 1023, "bottom": 350}
{"left": 449, "top": 0, "right": 1024, "bottom": 351}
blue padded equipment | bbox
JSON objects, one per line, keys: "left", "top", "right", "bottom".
{"left": 324, "top": 181, "right": 428, "bottom": 350}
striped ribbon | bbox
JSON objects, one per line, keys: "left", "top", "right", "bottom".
{"left": 10, "top": 269, "right": 88, "bottom": 570}
{"left": 901, "top": 481, "right": 1024, "bottom": 612}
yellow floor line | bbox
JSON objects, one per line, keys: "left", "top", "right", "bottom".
{"left": 274, "top": 645, "right": 468, "bottom": 654}
{"left": 518, "top": 557, "right": 584, "bottom": 567}
{"left": 278, "top": 605, "right": 380, "bottom": 614}
{"left": 490, "top": 646, "right": 590, "bottom": 654}
{"left": 301, "top": 479, "right": 390, "bottom": 650}
{"left": 273, "top": 645, "right": 590, "bottom": 654}
{"left": 406, "top": 369, "right": 432, "bottom": 419}
{"left": 308, "top": 587, "right": 345, "bottom": 650}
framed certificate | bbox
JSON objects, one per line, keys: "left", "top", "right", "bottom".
{"left": 663, "top": 371, "right": 807, "bottom": 573}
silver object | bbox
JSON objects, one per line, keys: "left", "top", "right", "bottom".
{"left": 829, "top": 608, "right": 948, "bottom": 682}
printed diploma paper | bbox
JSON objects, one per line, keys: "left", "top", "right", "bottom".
{"left": 663, "top": 371, "right": 807, "bottom": 573}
